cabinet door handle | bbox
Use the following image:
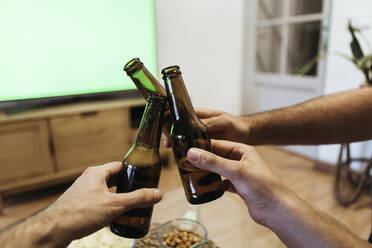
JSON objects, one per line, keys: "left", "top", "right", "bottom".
{"left": 80, "top": 111, "right": 98, "bottom": 117}
{"left": 49, "top": 137, "right": 55, "bottom": 156}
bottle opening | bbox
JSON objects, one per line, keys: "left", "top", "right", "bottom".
{"left": 124, "top": 58, "right": 143, "bottom": 75}
{"left": 161, "top": 65, "right": 181, "bottom": 78}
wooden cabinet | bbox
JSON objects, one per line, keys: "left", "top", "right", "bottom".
{"left": 0, "top": 98, "right": 156, "bottom": 213}
{"left": 0, "top": 120, "right": 54, "bottom": 185}
{"left": 51, "top": 109, "right": 130, "bottom": 171}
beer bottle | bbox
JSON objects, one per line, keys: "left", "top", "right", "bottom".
{"left": 110, "top": 94, "right": 165, "bottom": 238}
{"left": 124, "top": 58, "right": 171, "bottom": 136}
{"left": 162, "top": 66, "right": 224, "bottom": 204}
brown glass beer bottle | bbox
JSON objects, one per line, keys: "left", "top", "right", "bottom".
{"left": 162, "top": 66, "right": 224, "bottom": 204}
{"left": 110, "top": 94, "right": 165, "bottom": 238}
{"left": 124, "top": 58, "right": 171, "bottom": 136}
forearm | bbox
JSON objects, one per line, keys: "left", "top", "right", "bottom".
{"left": 245, "top": 87, "right": 372, "bottom": 145}
{"left": 0, "top": 207, "right": 72, "bottom": 248}
{"left": 266, "top": 189, "right": 370, "bottom": 248}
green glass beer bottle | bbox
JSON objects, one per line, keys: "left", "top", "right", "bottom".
{"left": 124, "top": 58, "right": 171, "bottom": 136}
{"left": 110, "top": 94, "right": 165, "bottom": 238}
{"left": 162, "top": 66, "right": 224, "bottom": 204}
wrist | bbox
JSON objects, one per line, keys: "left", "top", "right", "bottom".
{"left": 260, "top": 186, "right": 308, "bottom": 236}
{"left": 255, "top": 184, "right": 299, "bottom": 229}
{"left": 29, "top": 206, "right": 74, "bottom": 248}
{"left": 243, "top": 114, "right": 263, "bottom": 145}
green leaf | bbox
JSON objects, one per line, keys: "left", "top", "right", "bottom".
{"left": 348, "top": 21, "right": 365, "bottom": 60}
{"left": 292, "top": 53, "right": 326, "bottom": 75}
{"left": 332, "top": 51, "right": 358, "bottom": 66}
{"left": 357, "top": 55, "right": 372, "bottom": 83}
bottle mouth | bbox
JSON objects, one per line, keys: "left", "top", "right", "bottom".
{"left": 147, "top": 93, "right": 166, "bottom": 105}
{"left": 161, "top": 65, "right": 181, "bottom": 78}
{"left": 124, "top": 58, "right": 143, "bottom": 75}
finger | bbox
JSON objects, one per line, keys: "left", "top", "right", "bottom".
{"left": 195, "top": 107, "right": 223, "bottom": 119}
{"left": 92, "top": 162, "right": 123, "bottom": 187}
{"left": 187, "top": 148, "right": 241, "bottom": 180}
{"left": 207, "top": 132, "right": 227, "bottom": 140}
{"left": 202, "top": 115, "right": 229, "bottom": 132}
{"left": 115, "top": 188, "right": 163, "bottom": 212}
{"left": 210, "top": 139, "right": 247, "bottom": 161}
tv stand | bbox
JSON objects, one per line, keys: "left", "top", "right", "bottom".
{"left": 0, "top": 98, "right": 170, "bottom": 214}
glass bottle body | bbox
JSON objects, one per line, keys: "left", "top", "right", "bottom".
{"left": 110, "top": 94, "right": 165, "bottom": 238}
{"left": 172, "top": 122, "right": 224, "bottom": 204}
{"left": 162, "top": 66, "right": 224, "bottom": 204}
{"left": 110, "top": 145, "right": 161, "bottom": 238}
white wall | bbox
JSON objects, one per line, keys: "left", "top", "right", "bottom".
{"left": 155, "top": 0, "right": 245, "bottom": 115}
{"left": 155, "top": 0, "right": 372, "bottom": 164}
{"left": 319, "top": 0, "right": 372, "bottom": 164}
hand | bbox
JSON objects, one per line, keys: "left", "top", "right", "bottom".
{"left": 187, "top": 140, "right": 290, "bottom": 226}
{"left": 196, "top": 108, "right": 250, "bottom": 143}
{"left": 163, "top": 108, "right": 250, "bottom": 148}
{"left": 45, "top": 162, "right": 162, "bottom": 245}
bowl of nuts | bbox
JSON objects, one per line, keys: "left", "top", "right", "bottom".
{"left": 156, "top": 218, "right": 207, "bottom": 248}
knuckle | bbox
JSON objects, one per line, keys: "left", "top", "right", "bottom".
{"left": 83, "top": 166, "right": 95, "bottom": 175}
{"left": 203, "top": 153, "right": 216, "bottom": 166}
{"left": 244, "top": 145, "right": 255, "bottom": 153}
{"left": 231, "top": 164, "right": 247, "bottom": 181}
{"left": 222, "top": 115, "right": 231, "bottom": 124}
{"left": 238, "top": 144, "right": 255, "bottom": 155}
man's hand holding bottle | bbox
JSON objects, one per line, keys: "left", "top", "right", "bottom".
{"left": 186, "top": 140, "right": 290, "bottom": 227}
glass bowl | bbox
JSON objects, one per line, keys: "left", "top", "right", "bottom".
{"left": 156, "top": 218, "right": 207, "bottom": 248}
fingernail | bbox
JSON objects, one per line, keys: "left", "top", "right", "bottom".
{"left": 187, "top": 148, "right": 201, "bottom": 164}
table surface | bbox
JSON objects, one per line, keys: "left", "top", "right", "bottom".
{"left": 152, "top": 187, "right": 284, "bottom": 248}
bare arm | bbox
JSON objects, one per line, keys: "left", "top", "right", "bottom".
{"left": 198, "top": 87, "right": 372, "bottom": 145}
{"left": 247, "top": 87, "right": 372, "bottom": 145}
{"left": 0, "top": 162, "right": 162, "bottom": 248}
{"left": 269, "top": 189, "right": 369, "bottom": 247}
{"left": 187, "top": 140, "right": 370, "bottom": 247}
{"left": 0, "top": 209, "right": 66, "bottom": 248}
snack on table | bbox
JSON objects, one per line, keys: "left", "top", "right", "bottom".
{"left": 135, "top": 223, "right": 219, "bottom": 248}
{"left": 162, "top": 228, "right": 202, "bottom": 247}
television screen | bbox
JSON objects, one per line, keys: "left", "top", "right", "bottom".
{"left": 0, "top": 0, "right": 157, "bottom": 104}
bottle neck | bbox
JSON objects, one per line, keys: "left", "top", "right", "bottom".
{"left": 130, "top": 67, "right": 166, "bottom": 99}
{"left": 164, "top": 74, "right": 198, "bottom": 124}
{"left": 134, "top": 101, "right": 164, "bottom": 150}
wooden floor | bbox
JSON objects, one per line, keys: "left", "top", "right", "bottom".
{"left": 1, "top": 146, "right": 371, "bottom": 247}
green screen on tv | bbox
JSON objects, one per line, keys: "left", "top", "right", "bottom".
{"left": 0, "top": 0, "right": 157, "bottom": 102}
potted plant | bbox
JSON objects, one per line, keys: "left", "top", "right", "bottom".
{"left": 295, "top": 21, "right": 372, "bottom": 87}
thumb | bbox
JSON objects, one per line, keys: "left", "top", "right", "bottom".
{"left": 114, "top": 188, "right": 163, "bottom": 213}
{"left": 187, "top": 148, "right": 239, "bottom": 180}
